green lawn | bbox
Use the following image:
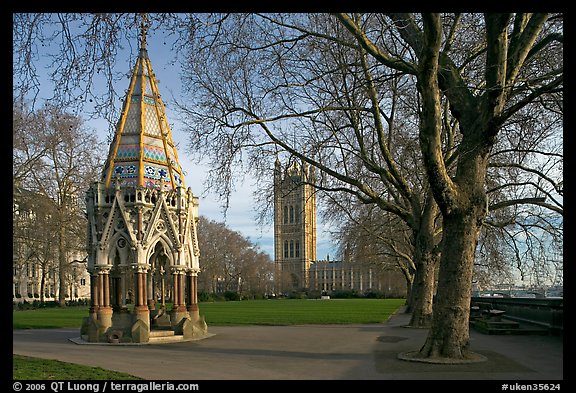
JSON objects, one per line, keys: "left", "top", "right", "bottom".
{"left": 13, "top": 298, "right": 405, "bottom": 329}
{"left": 13, "top": 307, "right": 90, "bottom": 329}
{"left": 198, "top": 298, "right": 406, "bottom": 325}
{"left": 13, "top": 298, "right": 405, "bottom": 380}
{"left": 13, "top": 355, "right": 142, "bottom": 380}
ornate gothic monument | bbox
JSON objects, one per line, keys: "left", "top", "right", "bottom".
{"left": 273, "top": 159, "right": 317, "bottom": 292}
{"left": 81, "top": 19, "right": 207, "bottom": 343}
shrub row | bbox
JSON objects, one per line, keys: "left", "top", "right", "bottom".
{"left": 198, "top": 291, "right": 269, "bottom": 302}
{"left": 14, "top": 290, "right": 403, "bottom": 309}
{"left": 197, "top": 289, "right": 404, "bottom": 302}
{"left": 13, "top": 299, "right": 90, "bottom": 311}
{"left": 283, "top": 289, "right": 401, "bottom": 299}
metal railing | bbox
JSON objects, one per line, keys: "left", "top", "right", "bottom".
{"left": 471, "top": 297, "right": 563, "bottom": 335}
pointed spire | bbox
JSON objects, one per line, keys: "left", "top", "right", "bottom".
{"left": 101, "top": 17, "right": 185, "bottom": 191}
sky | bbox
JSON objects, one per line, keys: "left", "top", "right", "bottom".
{"left": 124, "top": 32, "right": 337, "bottom": 260}
{"left": 18, "top": 22, "right": 338, "bottom": 261}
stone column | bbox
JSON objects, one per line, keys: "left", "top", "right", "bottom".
{"left": 95, "top": 266, "right": 113, "bottom": 330}
{"left": 102, "top": 270, "right": 110, "bottom": 307}
{"left": 171, "top": 267, "right": 188, "bottom": 327}
{"left": 147, "top": 268, "right": 155, "bottom": 310}
{"left": 186, "top": 270, "right": 200, "bottom": 321}
{"left": 132, "top": 265, "right": 150, "bottom": 328}
{"left": 89, "top": 271, "right": 99, "bottom": 317}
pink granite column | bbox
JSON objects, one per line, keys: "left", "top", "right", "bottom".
{"left": 89, "top": 272, "right": 99, "bottom": 316}
{"left": 95, "top": 267, "right": 112, "bottom": 329}
{"left": 187, "top": 270, "right": 200, "bottom": 321}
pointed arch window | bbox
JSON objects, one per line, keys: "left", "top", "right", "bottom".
{"left": 284, "top": 240, "right": 289, "bottom": 258}
{"left": 295, "top": 241, "right": 300, "bottom": 258}
{"left": 289, "top": 206, "right": 294, "bottom": 223}
{"left": 283, "top": 206, "right": 288, "bottom": 224}
{"left": 289, "top": 240, "right": 294, "bottom": 258}
{"left": 295, "top": 204, "right": 300, "bottom": 223}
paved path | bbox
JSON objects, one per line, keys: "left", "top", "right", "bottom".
{"left": 13, "top": 308, "right": 563, "bottom": 380}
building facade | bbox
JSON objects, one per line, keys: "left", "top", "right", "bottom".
{"left": 308, "top": 258, "right": 406, "bottom": 297}
{"left": 273, "top": 159, "right": 317, "bottom": 292}
{"left": 13, "top": 187, "right": 90, "bottom": 304}
{"left": 273, "top": 159, "right": 406, "bottom": 297}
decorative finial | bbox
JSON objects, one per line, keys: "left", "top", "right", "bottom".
{"left": 139, "top": 13, "right": 149, "bottom": 50}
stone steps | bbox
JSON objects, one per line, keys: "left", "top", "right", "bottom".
{"left": 148, "top": 329, "right": 186, "bottom": 343}
{"left": 149, "top": 329, "right": 175, "bottom": 337}
{"left": 471, "top": 318, "right": 549, "bottom": 335}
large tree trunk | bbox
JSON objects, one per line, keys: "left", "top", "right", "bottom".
{"left": 58, "top": 222, "right": 67, "bottom": 307}
{"left": 407, "top": 246, "right": 437, "bottom": 327}
{"left": 407, "top": 193, "right": 440, "bottom": 327}
{"left": 417, "top": 205, "right": 484, "bottom": 358}
{"left": 410, "top": 137, "right": 491, "bottom": 361}
{"left": 418, "top": 111, "right": 491, "bottom": 361}
{"left": 405, "top": 13, "right": 492, "bottom": 361}
{"left": 40, "top": 268, "right": 46, "bottom": 304}
{"left": 414, "top": 132, "right": 490, "bottom": 360}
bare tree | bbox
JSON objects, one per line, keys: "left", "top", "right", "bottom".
{"left": 13, "top": 103, "right": 104, "bottom": 305}
{"left": 13, "top": 187, "right": 59, "bottom": 303}
{"left": 13, "top": 13, "right": 562, "bottom": 361}
{"left": 12, "top": 13, "right": 182, "bottom": 141}
{"left": 480, "top": 98, "right": 563, "bottom": 287}
{"left": 175, "top": 13, "right": 445, "bottom": 327}
{"left": 334, "top": 13, "right": 561, "bottom": 360}
{"left": 329, "top": 197, "right": 427, "bottom": 303}
{"left": 197, "top": 216, "right": 274, "bottom": 297}
{"left": 179, "top": 12, "right": 562, "bottom": 360}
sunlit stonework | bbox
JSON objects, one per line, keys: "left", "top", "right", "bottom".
{"left": 82, "top": 19, "right": 207, "bottom": 343}
{"left": 274, "top": 159, "right": 317, "bottom": 291}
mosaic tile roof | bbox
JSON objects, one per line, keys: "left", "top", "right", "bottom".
{"left": 102, "top": 40, "right": 184, "bottom": 190}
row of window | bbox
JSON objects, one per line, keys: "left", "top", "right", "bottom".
{"left": 282, "top": 205, "right": 301, "bottom": 224}
{"left": 14, "top": 264, "right": 83, "bottom": 279}
{"left": 312, "top": 276, "right": 372, "bottom": 282}
{"left": 283, "top": 240, "right": 301, "bottom": 258}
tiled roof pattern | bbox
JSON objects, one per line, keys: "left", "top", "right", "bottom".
{"left": 102, "top": 46, "right": 184, "bottom": 190}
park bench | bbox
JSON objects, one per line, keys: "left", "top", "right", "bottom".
{"left": 471, "top": 301, "right": 507, "bottom": 321}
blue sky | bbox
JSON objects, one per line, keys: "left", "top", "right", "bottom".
{"left": 17, "top": 22, "right": 337, "bottom": 261}
{"left": 123, "top": 32, "right": 337, "bottom": 260}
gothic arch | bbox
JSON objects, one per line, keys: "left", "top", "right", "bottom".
{"left": 291, "top": 273, "right": 299, "bottom": 289}
{"left": 107, "top": 232, "right": 133, "bottom": 267}
{"left": 146, "top": 235, "right": 176, "bottom": 267}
